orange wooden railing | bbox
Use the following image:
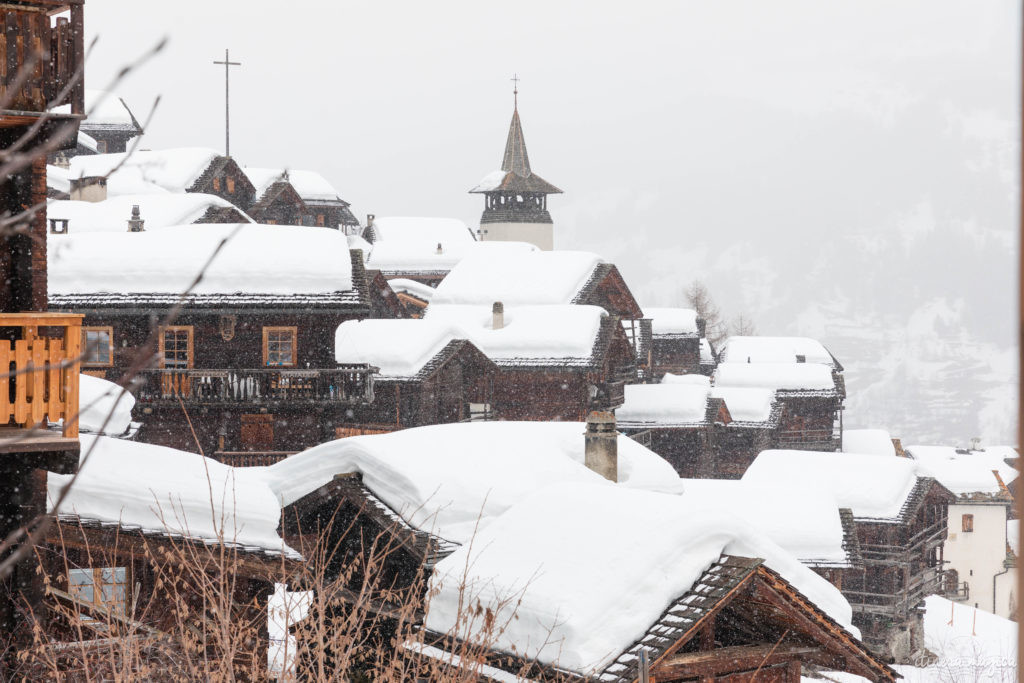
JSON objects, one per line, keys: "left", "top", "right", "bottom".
{"left": 0, "top": 313, "right": 83, "bottom": 438}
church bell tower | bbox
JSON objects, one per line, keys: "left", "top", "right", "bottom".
{"left": 470, "top": 79, "right": 562, "bottom": 250}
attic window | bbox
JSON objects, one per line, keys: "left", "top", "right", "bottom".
{"left": 226, "top": 176, "right": 235, "bottom": 193}
{"left": 263, "top": 327, "right": 297, "bottom": 367}
{"left": 69, "top": 567, "right": 128, "bottom": 617}
{"left": 962, "top": 514, "right": 974, "bottom": 533}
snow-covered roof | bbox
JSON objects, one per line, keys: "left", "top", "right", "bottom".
{"left": 48, "top": 194, "right": 250, "bottom": 232}
{"left": 335, "top": 319, "right": 466, "bottom": 379}
{"left": 425, "top": 304, "right": 606, "bottom": 366}
{"left": 243, "top": 167, "right": 343, "bottom": 203}
{"left": 262, "top": 421, "right": 684, "bottom": 545}
{"left": 68, "top": 147, "right": 221, "bottom": 195}
{"left": 713, "top": 362, "right": 837, "bottom": 393}
{"left": 77, "top": 131, "right": 99, "bottom": 153}
{"left": 386, "top": 278, "right": 435, "bottom": 301}
{"left": 78, "top": 89, "right": 140, "bottom": 130}
{"left": 905, "top": 445, "right": 1018, "bottom": 496}
{"left": 643, "top": 307, "right": 699, "bottom": 336}
{"left": 742, "top": 450, "right": 920, "bottom": 521}
{"left": 430, "top": 250, "right": 604, "bottom": 307}
{"left": 425, "top": 483, "right": 856, "bottom": 674}
{"left": 616, "top": 383, "right": 710, "bottom": 427}
{"left": 368, "top": 216, "right": 476, "bottom": 245}
{"left": 709, "top": 386, "right": 777, "bottom": 423}
{"left": 719, "top": 336, "right": 837, "bottom": 366}
{"left": 470, "top": 169, "right": 508, "bottom": 192}
{"left": 48, "top": 223, "right": 355, "bottom": 300}
{"left": 660, "top": 373, "right": 711, "bottom": 386}
{"left": 843, "top": 429, "right": 896, "bottom": 458}
{"left": 76, "top": 374, "right": 135, "bottom": 436}
{"left": 365, "top": 238, "right": 537, "bottom": 275}
{"left": 679, "top": 479, "right": 850, "bottom": 566}
{"left": 48, "top": 435, "right": 293, "bottom": 556}
{"left": 47, "top": 164, "right": 71, "bottom": 195}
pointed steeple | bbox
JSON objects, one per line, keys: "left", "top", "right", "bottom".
{"left": 501, "top": 107, "right": 532, "bottom": 178}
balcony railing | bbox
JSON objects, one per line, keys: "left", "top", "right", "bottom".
{"left": 0, "top": 313, "right": 83, "bottom": 439}
{"left": 135, "top": 366, "right": 374, "bottom": 405}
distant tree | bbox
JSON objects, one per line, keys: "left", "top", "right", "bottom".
{"left": 683, "top": 280, "right": 726, "bottom": 346}
{"left": 729, "top": 314, "right": 757, "bottom": 337}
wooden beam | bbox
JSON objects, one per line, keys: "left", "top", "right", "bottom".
{"left": 653, "top": 644, "right": 819, "bottom": 680}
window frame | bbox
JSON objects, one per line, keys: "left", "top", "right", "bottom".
{"left": 159, "top": 326, "right": 194, "bottom": 369}
{"left": 962, "top": 513, "right": 974, "bottom": 533}
{"left": 68, "top": 566, "right": 129, "bottom": 617}
{"left": 263, "top": 326, "right": 297, "bottom": 367}
{"left": 81, "top": 326, "right": 114, "bottom": 367}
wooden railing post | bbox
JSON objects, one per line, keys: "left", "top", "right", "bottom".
{"left": 63, "top": 320, "right": 81, "bottom": 438}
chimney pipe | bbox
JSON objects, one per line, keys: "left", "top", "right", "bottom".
{"left": 366, "top": 214, "right": 375, "bottom": 227}
{"left": 492, "top": 301, "right": 504, "bottom": 330}
{"left": 127, "top": 204, "right": 145, "bottom": 232}
{"left": 585, "top": 411, "right": 618, "bottom": 482}
{"left": 436, "top": 242, "right": 443, "bottom": 255}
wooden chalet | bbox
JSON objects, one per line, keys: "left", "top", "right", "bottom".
{"left": 707, "top": 386, "right": 784, "bottom": 478}
{"left": 334, "top": 319, "right": 497, "bottom": 434}
{"left": 68, "top": 147, "right": 258, "bottom": 208}
{"left": 639, "top": 308, "right": 706, "bottom": 381}
{"left": 243, "top": 167, "right": 359, "bottom": 229}
{"left": 744, "top": 449, "right": 956, "bottom": 662}
{"left": 47, "top": 224, "right": 376, "bottom": 460}
{"left": 0, "top": 0, "right": 86, "bottom": 643}
{"left": 426, "top": 304, "right": 636, "bottom": 420}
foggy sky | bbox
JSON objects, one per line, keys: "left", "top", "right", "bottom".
{"left": 81, "top": 1, "right": 1021, "bottom": 442}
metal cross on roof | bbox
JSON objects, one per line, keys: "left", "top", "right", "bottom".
{"left": 511, "top": 73, "right": 520, "bottom": 108}
{"left": 213, "top": 49, "right": 241, "bottom": 157}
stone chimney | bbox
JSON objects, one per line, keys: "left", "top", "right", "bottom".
{"left": 492, "top": 301, "right": 504, "bottom": 330}
{"left": 585, "top": 411, "right": 618, "bottom": 482}
{"left": 70, "top": 176, "right": 107, "bottom": 203}
{"left": 436, "top": 242, "right": 443, "bottom": 254}
{"left": 127, "top": 204, "right": 145, "bottom": 232}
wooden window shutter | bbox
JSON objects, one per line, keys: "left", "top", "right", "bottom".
{"left": 240, "top": 414, "right": 274, "bottom": 450}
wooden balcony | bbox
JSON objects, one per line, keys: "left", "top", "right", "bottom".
{"left": 135, "top": 366, "right": 375, "bottom": 405}
{"left": 0, "top": 3, "right": 84, "bottom": 118}
{"left": 0, "top": 312, "right": 82, "bottom": 455}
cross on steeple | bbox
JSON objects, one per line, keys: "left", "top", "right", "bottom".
{"left": 213, "top": 49, "right": 241, "bottom": 157}
{"left": 511, "top": 73, "right": 520, "bottom": 109}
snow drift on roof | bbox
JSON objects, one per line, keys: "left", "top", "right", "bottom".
{"left": 843, "top": 429, "right": 896, "bottom": 458}
{"left": 743, "top": 450, "right": 919, "bottom": 520}
{"left": 386, "top": 278, "right": 436, "bottom": 301}
{"left": 79, "top": 89, "right": 138, "bottom": 128}
{"left": 710, "top": 386, "right": 776, "bottom": 422}
{"left": 425, "top": 304, "right": 604, "bottom": 363}
{"left": 425, "top": 483, "right": 856, "bottom": 675}
{"left": 366, "top": 239, "right": 537, "bottom": 274}
{"left": 714, "top": 362, "right": 836, "bottom": 392}
{"left": 48, "top": 194, "right": 250, "bottom": 232}
{"left": 369, "top": 216, "right": 476, "bottom": 245}
{"left": 679, "top": 479, "right": 849, "bottom": 565}
{"left": 643, "top": 307, "right": 698, "bottom": 335}
{"left": 262, "top": 421, "right": 684, "bottom": 544}
{"left": 660, "top": 373, "right": 711, "bottom": 386}
{"left": 617, "top": 383, "right": 710, "bottom": 426}
{"left": 47, "top": 164, "right": 71, "bottom": 194}
{"left": 470, "top": 169, "right": 507, "bottom": 192}
{"left": 720, "top": 336, "right": 836, "bottom": 366}
{"left": 48, "top": 435, "right": 292, "bottom": 555}
{"left": 335, "top": 319, "right": 461, "bottom": 378}
{"left": 49, "top": 223, "right": 353, "bottom": 296}
{"left": 243, "top": 167, "right": 341, "bottom": 202}
{"left": 77, "top": 131, "right": 99, "bottom": 153}
{"left": 905, "top": 445, "right": 1018, "bottom": 495}
{"left": 76, "top": 374, "right": 135, "bottom": 436}
{"left": 431, "top": 250, "right": 603, "bottom": 306}
{"left": 69, "top": 147, "right": 220, "bottom": 194}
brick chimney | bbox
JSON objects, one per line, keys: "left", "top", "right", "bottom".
{"left": 585, "top": 411, "right": 618, "bottom": 482}
{"left": 492, "top": 301, "right": 504, "bottom": 330}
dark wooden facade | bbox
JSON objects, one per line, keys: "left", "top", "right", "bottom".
{"left": 186, "top": 155, "right": 256, "bottom": 209}
{"left": 620, "top": 399, "right": 729, "bottom": 478}
{"left": 572, "top": 263, "right": 644, "bottom": 320}
{"left": 246, "top": 180, "right": 305, "bottom": 225}
{"left": 775, "top": 392, "right": 843, "bottom": 452}
{"left": 49, "top": 251, "right": 376, "bottom": 457}
{"left": 709, "top": 404, "right": 783, "bottom": 479}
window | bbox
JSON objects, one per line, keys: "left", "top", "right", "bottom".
{"left": 69, "top": 567, "right": 128, "bottom": 617}
{"left": 81, "top": 326, "right": 113, "bottom": 366}
{"left": 226, "top": 176, "right": 235, "bottom": 194}
{"left": 96, "top": 140, "right": 108, "bottom": 153}
{"left": 263, "top": 327, "right": 296, "bottom": 367}
{"left": 159, "top": 326, "right": 193, "bottom": 368}
{"left": 962, "top": 514, "right": 974, "bottom": 533}
{"left": 212, "top": 177, "right": 221, "bottom": 191}
{"left": 316, "top": 213, "right": 325, "bottom": 227}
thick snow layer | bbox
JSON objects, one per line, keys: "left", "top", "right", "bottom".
{"left": 69, "top": 147, "right": 221, "bottom": 194}
{"left": 77, "top": 131, "right": 99, "bottom": 153}
{"left": 905, "top": 445, "right": 1018, "bottom": 495}
{"left": 425, "top": 483, "right": 857, "bottom": 675}
{"left": 643, "top": 307, "right": 698, "bottom": 335}
{"left": 470, "top": 169, "right": 509, "bottom": 192}
{"left": 660, "top": 373, "right": 711, "bottom": 387}
{"left": 48, "top": 435, "right": 291, "bottom": 555}
{"left": 431, "top": 250, "right": 602, "bottom": 306}
{"left": 47, "top": 164, "right": 71, "bottom": 194}
{"left": 243, "top": 167, "right": 341, "bottom": 202}
{"left": 425, "top": 304, "right": 603, "bottom": 362}
{"left": 366, "top": 239, "right": 536, "bottom": 273}
{"left": 617, "top": 383, "right": 709, "bottom": 426}
{"left": 76, "top": 375, "right": 135, "bottom": 435}
{"left": 48, "top": 194, "right": 250, "bottom": 232}
{"left": 369, "top": 216, "right": 476, "bottom": 245}
{"left": 48, "top": 223, "right": 353, "bottom": 295}
{"left": 335, "top": 319, "right": 460, "bottom": 378}
{"left": 714, "top": 362, "right": 836, "bottom": 392}
{"left": 387, "top": 278, "right": 436, "bottom": 301}
{"left": 842, "top": 429, "right": 896, "bottom": 457}
{"left": 743, "top": 450, "right": 919, "bottom": 520}
{"left": 893, "top": 596, "right": 1017, "bottom": 682}
{"left": 347, "top": 234, "right": 372, "bottom": 253}
{"left": 679, "top": 479, "right": 848, "bottom": 565}
{"left": 262, "top": 422, "right": 684, "bottom": 544}
{"left": 709, "top": 386, "right": 776, "bottom": 422}
{"left": 720, "top": 336, "right": 836, "bottom": 366}
{"left": 80, "top": 89, "right": 137, "bottom": 127}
